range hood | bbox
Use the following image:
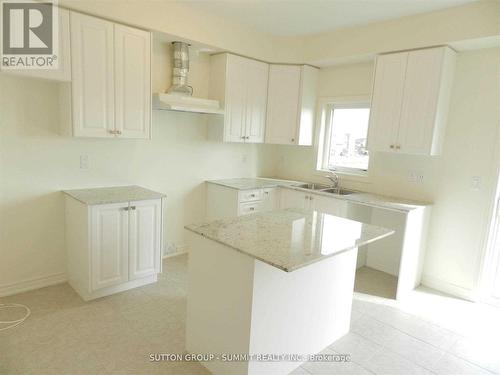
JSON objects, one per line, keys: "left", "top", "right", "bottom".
{"left": 152, "top": 93, "right": 224, "bottom": 114}
{"left": 153, "top": 41, "right": 223, "bottom": 115}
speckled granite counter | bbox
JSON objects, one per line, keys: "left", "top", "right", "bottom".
{"left": 207, "top": 177, "right": 431, "bottom": 212}
{"left": 207, "top": 177, "right": 301, "bottom": 190}
{"left": 185, "top": 208, "right": 394, "bottom": 272}
{"left": 63, "top": 185, "right": 166, "bottom": 205}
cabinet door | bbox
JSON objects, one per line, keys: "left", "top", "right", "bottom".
{"left": 90, "top": 203, "right": 129, "bottom": 291}
{"left": 224, "top": 55, "right": 247, "bottom": 143}
{"left": 244, "top": 60, "right": 268, "bottom": 143}
{"left": 114, "top": 24, "right": 151, "bottom": 139}
{"left": 265, "top": 65, "right": 301, "bottom": 145}
{"left": 311, "top": 195, "right": 348, "bottom": 217}
{"left": 280, "top": 188, "right": 310, "bottom": 210}
{"left": 397, "top": 48, "right": 446, "bottom": 155}
{"left": 70, "top": 12, "right": 115, "bottom": 138}
{"left": 367, "top": 52, "right": 408, "bottom": 152}
{"left": 262, "top": 188, "right": 279, "bottom": 212}
{"left": 128, "top": 199, "right": 161, "bottom": 280}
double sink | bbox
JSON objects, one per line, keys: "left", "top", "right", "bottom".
{"left": 292, "top": 183, "right": 356, "bottom": 196}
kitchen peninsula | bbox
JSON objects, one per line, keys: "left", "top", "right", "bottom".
{"left": 185, "top": 208, "right": 394, "bottom": 375}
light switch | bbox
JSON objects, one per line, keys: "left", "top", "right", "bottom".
{"left": 471, "top": 176, "right": 481, "bottom": 191}
{"left": 80, "top": 155, "right": 89, "bottom": 169}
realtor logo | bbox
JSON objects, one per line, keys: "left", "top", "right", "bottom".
{"left": 1, "top": 0, "right": 58, "bottom": 69}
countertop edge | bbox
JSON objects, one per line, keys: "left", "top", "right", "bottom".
{"left": 185, "top": 224, "right": 395, "bottom": 273}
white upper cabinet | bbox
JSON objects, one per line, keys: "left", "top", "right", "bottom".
{"left": 70, "top": 12, "right": 151, "bottom": 139}
{"left": 114, "top": 24, "right": 151, "bottom": 139}
{"left": 265, "top": 65, "right": 319, "bottom": 146}
{"left": 1, "top": 7, "right": 71, "bottom": 82}
{"left": 368, "top": 46, "right": 456, "bottom": 155}
{"left": 71, "top": 12, "right": 115, "bottom": 138}
{"left": 209, "top": 54, "right": 268, "bottom": 143}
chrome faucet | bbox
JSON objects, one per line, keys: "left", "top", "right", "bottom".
{"left": 324, "top": 170, "right": 340, "bottom": 190}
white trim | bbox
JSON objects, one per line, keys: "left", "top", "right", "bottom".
{"left": 162, "top": 250, "right": 188, "bottom": 259}
{"left": 421, "top": 274, "right": 475, "bottom": 301}
{"left": 162, "top": 243, "right": 189, "bottom": 259}
{"left": 315, "top": 96, "right": 372, "bottom": 177}
{"left": 0, "top": 273, "right": 67, "bottom": 298}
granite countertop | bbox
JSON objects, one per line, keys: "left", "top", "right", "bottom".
{"left": 63, "top": 185, "right": 166, "bottom": 205}
{"left": 185, "top": 208, "right": 394, "bottom": 272}
{"left": 207, "top": 177, "right": 302, "bottom": 190}
{"left": 207, "top": 178, "right": 430, "bottom": 212}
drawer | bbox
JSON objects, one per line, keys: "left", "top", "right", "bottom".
{"left": 239, "top": 189, "right": 263, "bottom": 203}
{"left": 238, "top": 201, "right": 262, "bottom": 216}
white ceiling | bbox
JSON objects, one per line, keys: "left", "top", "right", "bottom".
{"left": 188, "top": 0, "right": 477, "bottom": 37}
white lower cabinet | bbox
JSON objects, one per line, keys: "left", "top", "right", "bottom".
{"left": 280, "top": 187, "right": 347, "bottom": 216}
{"left": 91, "top": 202, "right": 130, "bottom": 291}
{"left": 206, "top": 183, "right": 278, "bottom": 220}
{"left": 128, "top": 200, "right": 162, "bottom": 280}
{"left": 66, "top": 197, "right": 162, "bottom": 300}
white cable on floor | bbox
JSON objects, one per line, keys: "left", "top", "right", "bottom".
{"left": 0, "top": 304, "right": 31, "bottom": 331}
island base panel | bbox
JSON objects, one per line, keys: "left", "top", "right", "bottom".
{"left": 186, "top": 233, "right": 357, "bottom": 375}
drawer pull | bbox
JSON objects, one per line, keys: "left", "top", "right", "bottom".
{"left": 249, "top": 207, "right": 255, "bottom": 211}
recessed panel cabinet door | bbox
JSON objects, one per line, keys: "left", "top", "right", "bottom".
{"left": 70, "top": 12, "right": 115, "bottom": 138}
{"left": 265, "top": 65, "right": 301, "bottom": 145}
{"left": 128, "top": 199, "right": 162, "bottom": 280}
{"left": 280, "top": 189, "right": 310, "bottom": 210}
{"left": 367, "top": 52, "right": 408, "bottom": 152}
{"left": 224, "top": 55, "right": 247, "bottom": 143}
{"left": 114, "top": 24, "right": 151, "bottom": 139}
{"left": 311, "top": 195, "right": 348, "bottom": 217}
{"left": 245, "top": 60, "right": 269, "bottom": 143}
{"left": 91, "top": 203, "right": 129, "bottom": 291}
{"left": 398, "top": 48, "right": 445, "bottom": 155}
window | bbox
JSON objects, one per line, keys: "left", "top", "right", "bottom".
{"left": 320, "top": 102, "right": 370, "bottom": 174}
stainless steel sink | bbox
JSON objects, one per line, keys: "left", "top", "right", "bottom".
{"left": 293, "top": 183, "right": 331, "bottom": 190}
{"left": 320, "top": 188, "right": 356, "bottom": 195}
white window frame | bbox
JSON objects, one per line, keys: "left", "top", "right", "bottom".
{"left": 316, "top": 97, "right": 371, "bottom": 177}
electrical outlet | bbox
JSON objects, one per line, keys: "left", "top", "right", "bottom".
{"left": 408, "top": 171, "right": 424, "bottom": 184}
{"left": 80, "top": 155, "right": 89, "bottom": 169}
{"left": 471, "top": 176, "right": 481, "bottom": 191}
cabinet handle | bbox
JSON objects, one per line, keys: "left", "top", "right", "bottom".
{"left": 264, "top": 191, "right": 269, "bottom": 195}
{"left": 395, "top": 145, "right": 401, "bottom": 150}
{"left": 390, "top": 144, "right": 394, "bottom": 149}
{"left": 241, "top": 136, "right": 246, "bottom": 139}
{"left": 116, "top": 130, "right": 122, "bottom": 135}
{"left": 249, "top": 207, "right": 255, "bottom": 211}
{"left": 109, "top": 129, "right": 117, "bottom": 135}
{"left": 123, "top": 207, "right": 130, "bottom": 211}
{"left": 291, "top": 138, "right": 295, "bottom": 143}
{"left": 130, "top": 206, "right": 136, "bottom": 210}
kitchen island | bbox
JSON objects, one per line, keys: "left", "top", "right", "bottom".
{"left": 185, "top": 209, "right": 394, "bottom": 375}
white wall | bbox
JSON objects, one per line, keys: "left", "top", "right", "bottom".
{"left": 0, "top": 39, "right": 268, "bottom": 290}
{"left": 267, "top": 48, "right": 500, "bottom": 297}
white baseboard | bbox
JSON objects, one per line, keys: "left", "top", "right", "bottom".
{"left": 421, "top": 274, "right": 475, "bottom": 301}
{"left": 0, "top": 273, "right": 67, "bottom": 298}
{"left": 162, "top": 244, "right": 189, "bottom": 259}
{"left": 162, "top": 250, "right": 188, "bottom": 259}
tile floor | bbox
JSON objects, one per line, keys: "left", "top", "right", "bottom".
{"left": 1, "top": 255, "right": 499, "bottom": 375}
